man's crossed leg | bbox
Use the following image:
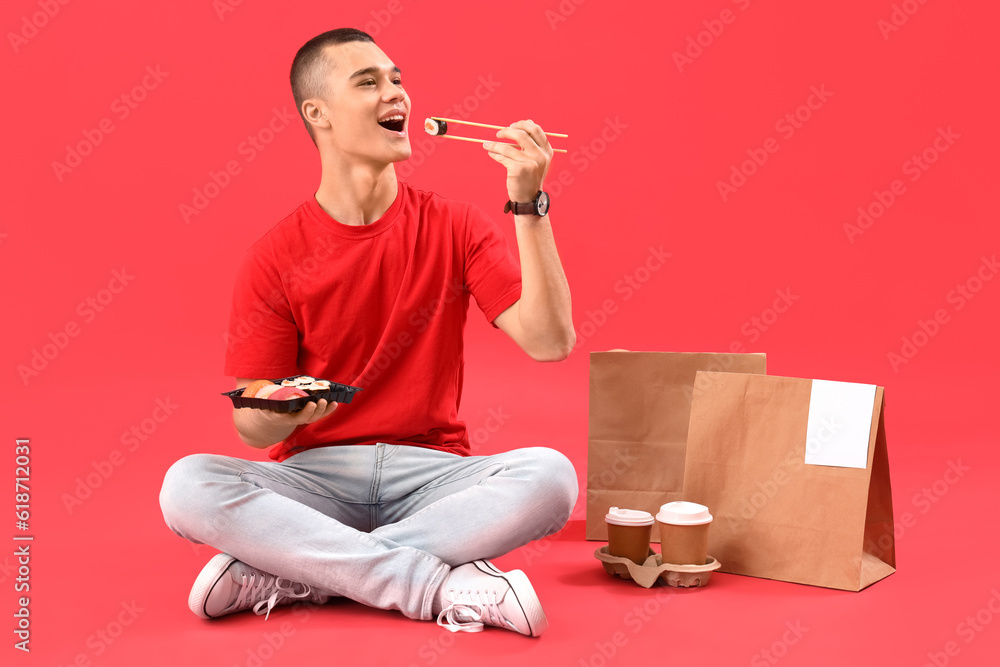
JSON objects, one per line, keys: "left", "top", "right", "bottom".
{"left": 158, "top": 443, "right": 578, "bottom": 636}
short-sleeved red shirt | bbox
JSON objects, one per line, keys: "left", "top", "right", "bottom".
{"left": 223, "top": 181, "right": 522, "bottom": 462}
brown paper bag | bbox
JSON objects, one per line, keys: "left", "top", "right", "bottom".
{"left": 683, "top": 371, "right": 895, "bottom": 591}
{"left": 586, "top": 351, "right": 766, "bottom": 541}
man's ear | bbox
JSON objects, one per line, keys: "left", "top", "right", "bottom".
{"left": 302, "top": 99, "right": 331, "bottom": 133}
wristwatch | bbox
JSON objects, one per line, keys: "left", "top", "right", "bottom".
{"left": 504, "top": 190, "right": 550, "bottom": 217}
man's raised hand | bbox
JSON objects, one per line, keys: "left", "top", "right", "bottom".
{"left": 482, "top": 120, "right": 553, "bottom": 204}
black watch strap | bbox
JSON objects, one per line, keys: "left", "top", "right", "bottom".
{"left": 504, "top": 200, "right": 537, "bottom": 215}
{"left": 503, "top": 190, "right": 548, "bottom": 216}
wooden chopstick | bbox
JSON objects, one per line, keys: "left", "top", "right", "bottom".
{"left": 431, "top": 117, "right": 569, "bottom": 139}
{"left": 437, "top": 134, "right": 568, "bottom": 153}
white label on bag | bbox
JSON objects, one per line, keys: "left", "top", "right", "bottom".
{"left": 804, "top": 379, "right": 877, "bottom": 469}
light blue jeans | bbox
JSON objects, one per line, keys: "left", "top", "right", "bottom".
{"left": 158, "top": 443, "right": 578, "bottom": 621}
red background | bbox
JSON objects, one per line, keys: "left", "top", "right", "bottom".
{"left": 3, "top": 0, "right": 999, "bottom": 664}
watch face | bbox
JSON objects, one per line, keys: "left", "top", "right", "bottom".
{"left": 535, "top": 191, "right": 550, "bottom": 216}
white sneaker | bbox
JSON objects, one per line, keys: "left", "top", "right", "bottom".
{"left": 436, "top": 560, "right": 548, "bottom": 637}
{"left": 188, "top": 553, "right": 330, "bottom": 620}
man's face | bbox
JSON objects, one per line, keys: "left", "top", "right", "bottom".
{"left": 317, "top": 41, "right": 412, "bottom": 164}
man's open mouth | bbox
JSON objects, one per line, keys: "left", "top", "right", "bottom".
{"left": 378, "top": 113, "right": 406, "bottom": 133}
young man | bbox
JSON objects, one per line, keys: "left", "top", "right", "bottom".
{"left": 158, "top": 28, "right": 577, "bottom": 637}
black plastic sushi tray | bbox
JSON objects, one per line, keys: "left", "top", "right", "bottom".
{"left": 222, "top": 376, "right": 363, "bottom": 413}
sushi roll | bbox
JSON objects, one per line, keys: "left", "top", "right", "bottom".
{"left": 294, "top": 376, "right": 316, "bottom": 385}
{"left": 281, "top": 379, "right": 298, "bottom": 387}
{"left": 301, "top": 383, "right": 329, "bottom": 392}
{"left": 424, "top": 118, "right": 447, "bottom": 136}
{"left": 312, "top": 380, "right": 332, "bottom": 389}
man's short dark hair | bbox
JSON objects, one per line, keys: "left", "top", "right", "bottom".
{"left": 290, "top": 28, "right": 375, "bottom": 145}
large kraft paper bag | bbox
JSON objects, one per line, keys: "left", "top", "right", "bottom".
{"left": 683, "top": 371, "right": 895, "bottom": 591}
{"left": 586, "top": 351, "right": 766, "bottom": 541}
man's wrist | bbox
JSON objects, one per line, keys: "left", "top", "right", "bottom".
{"left": 504, "top": 190, "right": 550, "bottom": 217}
{"left": 511, "top": 213, "right": 551, "bottom": 233}
{"left": 233, "top": 407, "right": 293, "bottom": 448}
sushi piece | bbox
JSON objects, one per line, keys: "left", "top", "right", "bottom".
{"left": 269, "top": 386, "right": 309, "bottom": 400}
{"left": 294, "top": 376, "right": 316, "bottom": 385}
{"left": 242, "top": 379, "right": 274, "bottom": 398}
{"left": 424, "top": 118, "right": 447, "bottom": 136}
{"left": 301, "top": 383, "right": 329, "bottom": 392}
{"left": 255, "top": 384, "right": 283, "bottom": 399}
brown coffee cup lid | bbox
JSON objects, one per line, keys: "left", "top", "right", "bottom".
{"left": 656, "top": 501, "right": 712, "bottom": 526}
{"left": 605, "top": 507, "right": 654, "bottom": 526}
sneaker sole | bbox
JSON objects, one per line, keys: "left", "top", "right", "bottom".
{"left": 472, "top": 560, "right": 548, "bottom": 637}
{"left": 188, "top": 553, "right": 237, "bottom": 619}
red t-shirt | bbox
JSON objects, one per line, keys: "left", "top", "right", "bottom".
{"left": 223, "top": 181, "right": 522, "bottom": 462}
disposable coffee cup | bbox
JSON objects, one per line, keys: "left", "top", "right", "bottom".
{"left": 605, "top": 507, "right": 654, "bottom": 564}
{"left": 656, "top": 501, "right": 713, "bottom": 566}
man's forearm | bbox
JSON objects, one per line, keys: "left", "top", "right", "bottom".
{"left": 512, "top": 213, "right": 575, "bottom": 359}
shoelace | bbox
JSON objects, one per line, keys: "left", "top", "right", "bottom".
{"left": 436, "top": 588, "right": 511, "bottom": 633}
{"left": 234, "top": 571, "right": 312, "bottom": 621}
